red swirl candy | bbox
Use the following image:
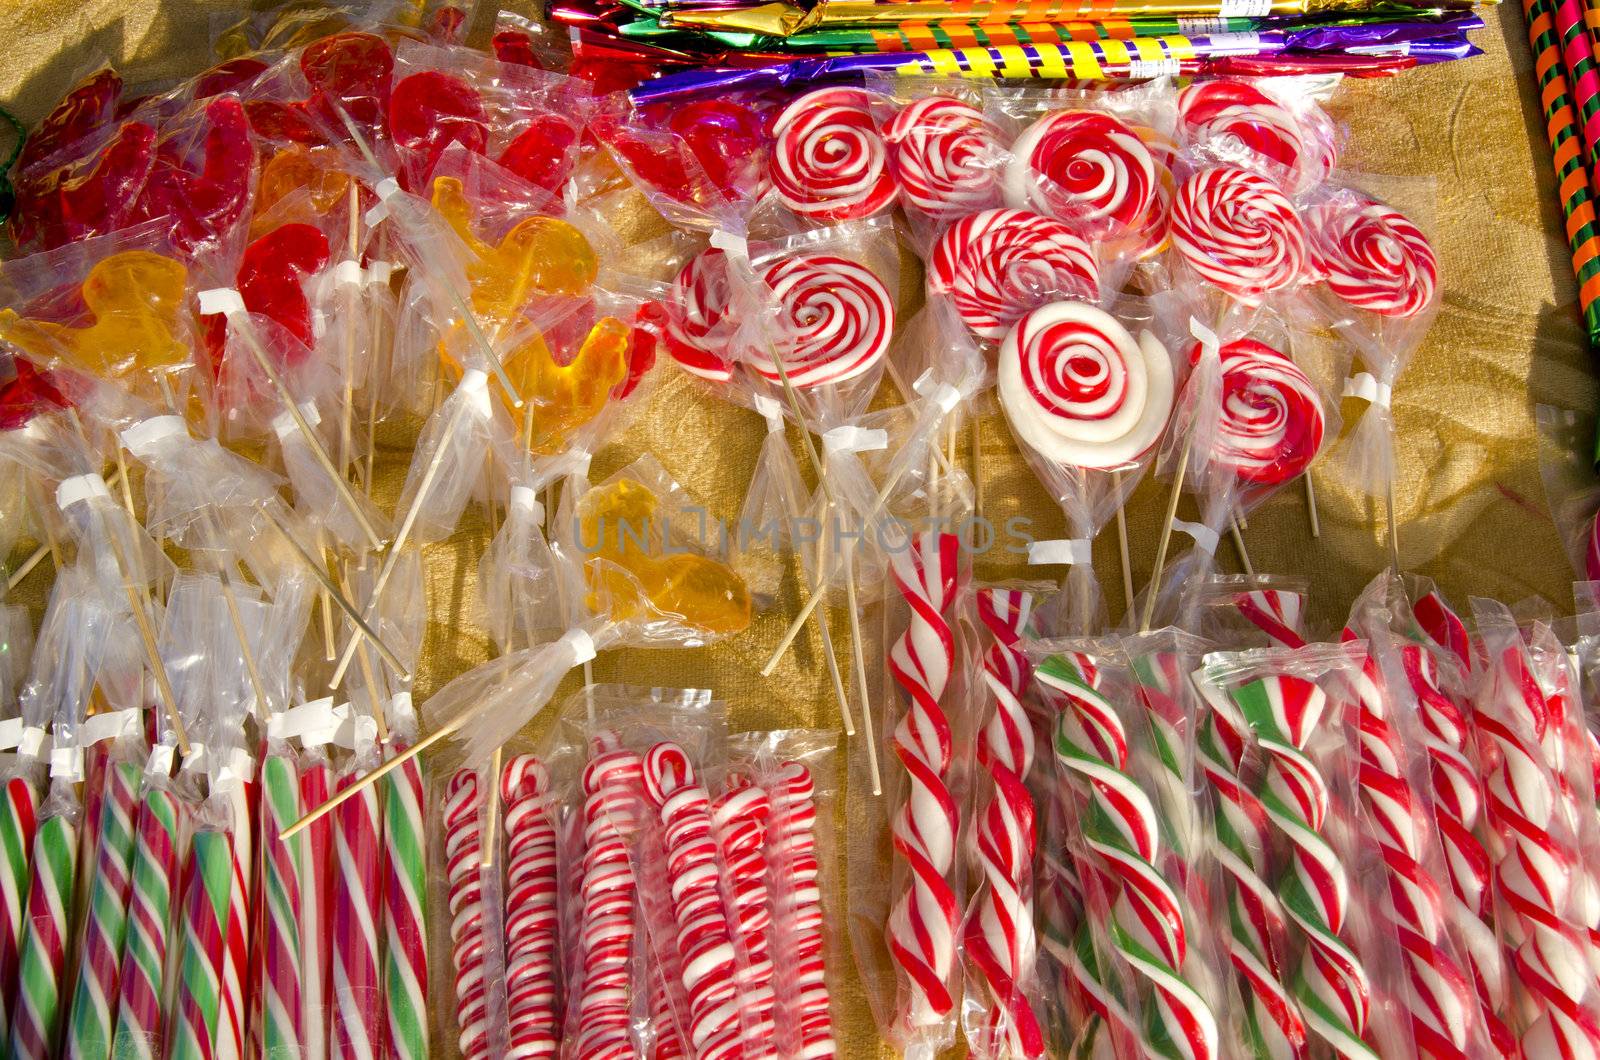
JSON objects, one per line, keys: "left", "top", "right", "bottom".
{"left": 1171, "top": 166, "right": 1307, "bottom": 304}
{"left": 1178, "top": 80, "right": 1336, "bottom": 194}
{"left": 927, "top": 208, "right": 1099, "bottom": 342}
{"left": 770, "top": 88, "right": 897, "bottom": 222}
{"left": 754, "top": 253, "right": 894, "bottom": 389}
{"left": 670, "top": 99, "right": 771, "bottom": 201}
{"left": 1003, "top": 110, "right": 1156, "bottom": 241}
{"left": 666, "top": 248, "right": 737, "bottom": 383}
{"left": 1199, "top": 338, "right": 1324, "bottom": 486}
{"left": 1308, "top": 196, "right": 1438, "bottom": 319}
{"left": 883, "top": 97, "right": 1004, "bottom": 221}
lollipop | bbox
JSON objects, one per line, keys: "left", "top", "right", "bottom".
{"left": 1308, "top": 197, "right": 1439, "bottom": 318}
{"left": 770, "top": 88, "right": 897, "bottom": 222}
{"left": 1170, "top": 166, "right": 1307, "bottom": 304}
{"left": 997, "top": 302, "right": 1174, "bottom": 470}
{"left": 927, "top": 209, "right": 1099, "bottom": 342}
{"left": 1003, "top": 110, "right": 1156, "bottom": 240}
{"left": 1178, "top": 81, "right": 1335, "bottom": 194}
{"left": 882, "top": 97, "right": 1005, "bottom": 221}
{"left": 747, "top": 253, "right": 894, "bottom": 389}
{"left": 665, "top": 248, "right": 736, "bottom": 383}
{"left": 1198, "top": 338, "right": 1324, "bottom": 487}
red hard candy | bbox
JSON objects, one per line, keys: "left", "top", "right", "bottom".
{"left": 497, "top": 114, "right": 577, "bottom": 192}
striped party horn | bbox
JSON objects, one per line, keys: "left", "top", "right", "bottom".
{"left": 1552, "top": 0, "right": 1600, "bottom": 175}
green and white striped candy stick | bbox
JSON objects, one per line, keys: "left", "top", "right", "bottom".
{"left": 168, "top": 830, "right": 232, "bottom": 1060}
{"left": 0, "top": 774, "right": 42, "bottom": 1046}
{"left": 110, "top": 784, "right": 183, "bottom": 1060}
{"left": 382, "top": 749, "right": 429, "bottom": 1060}
{"left": 8, "top": 811, "right": 79, "bottom": 1060}
{"left": 258, "top": 754, "right": 303, "bottom": 1060}
{"left": 65, "top": 758, "right": 142, "bottom": 1060}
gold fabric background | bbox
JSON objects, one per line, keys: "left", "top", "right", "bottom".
{"left": 0, "top": 2, "right": 1589, "bottom": 1056}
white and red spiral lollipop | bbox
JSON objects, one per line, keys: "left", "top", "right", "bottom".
{"left": 751, "top": 252, "right": 894, "bottom": 389}
{"left": 1178, "top": 80, "right": 1337, "bottom": 193}
{"left": 666, "top": 248, "right": 736, "bottom": 383}
{"left": 1198, "top": 338, "right": 1324, "bottom": 487}
{"left": 997, "top": 301, "right": 1174, "bottom": 470}
{"left": 883, "top": 97, "right": 1005, "bottom": 221}
{"left": 1003, "top": 110, "right": 1157, "bottom": 241}
{"left": 1308, "top": 197, "right": 1439, "bottom": 318}
{"left": 927, "top": 208, "right": 1099, "bottom": 341}
{"left": 1171, "top": 166, "right": 1308, "bottom": 304}
{"left": 771, "top": 87, "right": 897, "bottom": 222}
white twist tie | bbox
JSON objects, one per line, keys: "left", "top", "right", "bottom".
{"left": 822, "top": 425, "right": 888, "bottom": 455}
{"left": 50, "top": 745, "right": 85, "bottom": 782}
{"left": 57, "top": 473, "right": 111, "bottom": 511}
{"left": 562, "top": 627, "right": 598, "bottom": 666}
{"left": 81, "top": 708, "right": 141, "bottom": 747}
{"left": 121, "top": 415, "right": 188, "bottom": 458}
{"left": 18, "top": 725, "right": 47, "bottom": 758}
{"left": 363, "top": 177, "right": 403, "bottom": 226}
{"left": 1172, "top": 518, "right": 1220, "bottom": 556}
{"left": 1189, "top": 316, "right": 1221, "bottom": 356}
{"left": 197, "top": 287, "right": 247, "bottom": 318}
{"left": 1343, "top": 372, "right": 1393, "bottom": 410}
{"left": 752, "top": 394, "right": 786, "bottom": 434}
{"left": 510, "top": 485, "right": 543, "bottom": 522}
{"left": 1029, "top": 539, "right": 1093, "bottom": 566}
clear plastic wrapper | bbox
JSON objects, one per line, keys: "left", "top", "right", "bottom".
{"left": 1174, "top": 75, "right": 1342, "bottom": 196}
{"left": 1538, "top": 405, "right": 1600, "bottom": 583}
{"left": 1189, "top": 571, "right": 1310, "bottom": 649}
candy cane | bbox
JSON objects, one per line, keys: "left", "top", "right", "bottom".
{"left": 501, "top": 755, "right": 559, "bottom": 1060}
{"left": 1233, "top": 674, "right": 1376, "bottom": 1059}
{"left": 258, "top": 754, "right": 304, "bottom": 1059}
{"left": 169, "top": 829, "right": 232, "bottom": 1060}
{"left": 0, "top": 775, "right": 40, "bottom": 1046}
{"left": 887, "top": 531, "right": 963, "bottom": 1034}
{"left": 713, "top": 775, "right": 776, "bottom": 1058}
{"left": 767, "top": 762, "right": 834, "bottom": 1060}
{"left": 1233, "top": 589, "right": 1307, "bottom": 649}
{"left": 299, "top": 759, "right": 336, "bottom": 1060}
{"left": 963, "top": 588, "right": 1044, "bottom": 1059}
{"left": 443, "top": 771, "right": 492, "bottom": 1060}
{"left": 382, "top": 751, "right": 429, "bottom": 1060}
{"left": 217, "top": 777, "right": 254, "bottom": 1060}
{"left": 330, "top": 766, "right": 384, "bottom": 1060}
{"left": 1043, "top": 655, "right": 1219, "bottom": 1060}
{"left": 574, "top": 746, "right": 644, "bottom": 1060}
{"left": 1192, "top": 671, "right": 1304, "bottom": 1056}
{"left": 110, "top": 785, "right": 182, "bottom": 1060}
{"left": 64, "top": 758, "right": 141, "bottom": 1060}
{"left": 643, "top": 742, "right": 743, "bottom": 1060}
{"left": 8, "top": 812, "right": 78, "bottom": 1060}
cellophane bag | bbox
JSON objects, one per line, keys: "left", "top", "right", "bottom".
{"left": 1538, "top": 405, "right": 1600, "bottom": 583}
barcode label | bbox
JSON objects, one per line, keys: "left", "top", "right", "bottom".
{"left": 1127, "top": 58, "right": 1183, "bottom": 78}
{"left": 1177, "top": 16, "right": 1227, "bottom": 33}
{"left": 1218, "top": 0, "right": 1272, "bottom": 16}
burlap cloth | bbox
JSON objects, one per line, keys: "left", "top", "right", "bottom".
{"left": 0, "top": 2, "right": 1586, "bottom": 1055}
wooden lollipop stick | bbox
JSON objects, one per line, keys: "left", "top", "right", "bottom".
{"left": 6, "top": 466, "right": 126, "bottom": 592}
{"left": 482, "top": 746, "right": 503, "bottom": 870}
{"left": 1112, "top": 468, "right": 1135, "bottom": 617}
{"left": 971, "top": 418, "right": 983, "bottom": 519}
{"left": 339, "top": 182, "right": 361, "bottom": 482}
{"left": 1386, "top": 476, "right": 1401, "bottom": 572}
{"left": 1140, "top": 433, "right": 1192, "bottom": 634}
{"left": 1229, "top": 515, "right": 1255, "bottom": 577}
{"left": 1304, "top": 474, "right": 1321, "bottom": 538}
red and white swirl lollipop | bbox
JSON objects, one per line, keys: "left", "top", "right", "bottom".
{"left": 998, "top": 301, "right": 1174, "bottom": 470}
{"left": 666, "top": 248, "right": 736, "bottom": 383}
{"left": 771, "top": 87, "right": 898, "bottom": 222}
{"left": 1308, "top": 197, "right": 1439, "bottom": 318}
{"left": 1199, "top": 338, "right": 1324, "bottom": 486}
{"left": 927, "top": 208, "right": 1099, "bottom": 341}
{"left": 1178, "top": 80, "right": 1337, "bottom": 193}
{"left": 1003, "top": 110, "right": 1156, "bottom": 241}
{"left": 1171, "top": 166, "right": 1308, "bottom": 304}
{"left": 883, "top": 97, "right": 1005, "bottom": 221}
{"left": 751, "top": 252, "right": 894, "bottom": 389}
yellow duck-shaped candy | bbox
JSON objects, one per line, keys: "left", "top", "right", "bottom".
{"left": 0, "top": 250, "right": 189, "bottom": 381}
{"left": 577, "top": 477, "right": 752, "bottom": 635}
{"left": 253, "top": 146, "right": 353, "bottom": 233}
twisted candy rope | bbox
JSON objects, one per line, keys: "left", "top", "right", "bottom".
{"left": 964, "top": 588, "right": 1044, "bottom": 1060}
{"left": 1043, "top": 655, "right": 1219, "bottom": 1060}
{"left": 169, "top": 829, "right": 232, "bottom": 1060}
{"left": 1232, "top": 589, "right": 1307, "bottom": 650}
{"left": 218, "top": 779, "right": 254, "bottom": 1060}
{"left": 643, "top": 742, "right": 743, "bottom": 1060}
{"left": 258, "top": 754, "right": 304, "bottom": 1059}
{"left": 575, "top": 745, "right": 645, "bottom": 1060}
{"left": 1233, "top": 674, "right": 1376, "bottom": 1060}
{"left": 767, "top": 762, "right": 834, "bottom": 1060}
{"left": 443, "top": 771, "right": 492, "bottom": 1060}
{"left": 382, "top": 751, "right": 430, "bottom": 1060}
{"left": 299, "top": 760, "right": 336, "bottom": 1060}
{"left": 713, "top": 776, "right": 776, "bottom": 1058}
{"left": 8, "top": 812, "right": 78, "bottom": 1060}
{"left": 887, "top": 531, "right": 963, "bottom": 1032}
{"left": 109, "top": 785, "right": 181, "bottom": 1060}
{"left": 1193, "top": 671, "right": 1304, "bottom": 1056}
{"left": 501, "top": 755, "right": 560, "bottom": 1060}
{"left": 1341, "top": 637, "right": 1479, "bottom": 1057}
{"left": 0, "top": 774, "right": 40, "bottom": 1046}
{"left": 330, "top": 767, "right": 384, "bottom": 1060}
{"left": 64, "top": 759, "right": 141, "bottom": 1060}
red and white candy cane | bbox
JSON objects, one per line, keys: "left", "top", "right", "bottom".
{"left": 1475, "top": 641, "right": 1600, "bottom": 1058}
{"left": 926, "top": 208, "right": 1099, "bottom": 342}
{"left": 998, "top": 301, "right": 1175, "bottom": 471}
{"left": 218, "top": 771, "right": 254, "bottom": 1060}
{"left": 1232, "top": 587, "right": 1307, "bottom": 649}
{"left": 887, "top": 531, "right": 963, "bottom": 1036}
{"left": 767, "top": 762, "right": 833, "bottom": 1060}
{"left": 770, "top": 87, "right": 897, "bottom": 222}
{"left": 501, "top": 756, "right": 560, "bottom": 1060}
{"left": 751, "top": 253, "right": 894, "bottom": 390}
{"left": 1171, "top": 166, "right": 1308, "bottom": 305}
{"left": 1412, "top": 590, "right": 1476, "bottom": 676}
{"left": 574, "top": 744, "right": 646, "bottom": 1060}
{"left": 883, "top": 96, "right": 1005, "bottom": 221}
{"left": 643, "top": 743, "right": 744, "bottom": 1060}
{"left": 1003, "top": 110, "right": 1157, "bottom": 241}
{"left": 666, "top": 248, "right": 737, "bottom": 384}
{"left": 964, "top": 588, "right": 1045, "bottom": 1060}
{"left": 329, "top": 765, "right": 383, "bottom": 1060}
{"left": 1308, "top": 196, "right": 1438, "bottom": 319}
{"left": 713, "top": 776, "right": 776, "bottom": 1057}
{"left": 443, "top": 771, "right": 492, "bottom": 1060}
{"left": 1200, "top": 338, "right": 1324, "bottom": 488}
{"left": 1177, "top": 80, "right": 1336, "bottom": 194}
